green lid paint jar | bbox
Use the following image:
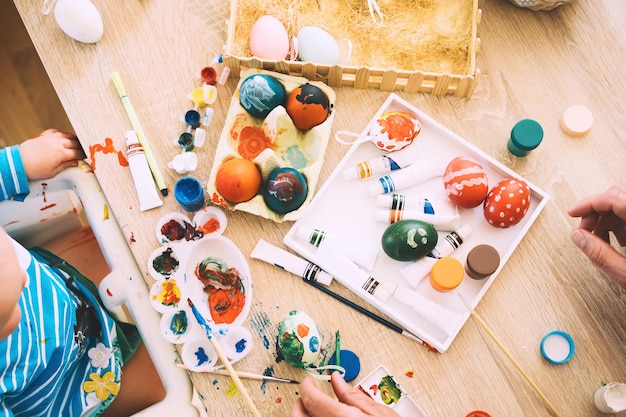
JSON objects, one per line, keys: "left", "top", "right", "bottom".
{"left": 507, "top": 119, "right": 544, "bottom": 156}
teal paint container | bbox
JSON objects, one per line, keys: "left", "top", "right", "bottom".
{"left": 507, "top": 119, "right": 544, "bottom": 157}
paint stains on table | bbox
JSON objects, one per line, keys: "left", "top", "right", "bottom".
{"left": 88, "top": 137, "right": 128, "bottom": 170}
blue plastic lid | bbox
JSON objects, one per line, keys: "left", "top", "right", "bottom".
{"left": 510, "top": 119, "right": 544, "bottom": 151}
{"left": 328, "top": 349, "right": 361, "bottom": 382}
{"left": 540, "top": 330, "right": 575, "bottom": 364}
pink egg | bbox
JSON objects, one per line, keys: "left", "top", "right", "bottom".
{"left": 483, "top": 178, "right": 531, "bottom": 228}
{"left": 249, "top": 15, "right": 290, "bottom": 60}
{"left": 443, "top": 156, "right": 489, "bottom": 208}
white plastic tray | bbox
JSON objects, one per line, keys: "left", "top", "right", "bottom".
{"left": 284, "top": 93, "right": 549, "bottom": 352}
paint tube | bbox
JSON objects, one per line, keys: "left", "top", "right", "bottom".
{"left": 375, "top": 209, "right": 461, "bottom": 232}
{"left": 297, "top": 226, "right": 379, "bottom": 272}
{"left": 125, "top": 130, "right": 163, "bottom": 211}
{"left": 376, "top": 194, "right": 438, "bottom": 213}
{"left": 315, "top": 243, "right": 462, "bottom": 335}
{"left": 251, "top": 238, "right": 333, "bottom": 285}
{"left": 343, "top": 144, "right": 419, "bottom": 180}
{"left": 400, "top": 224, "right": 473, "bottom": 288}
{"left": 367, "top": 156, "right": 446, "bottom": 195}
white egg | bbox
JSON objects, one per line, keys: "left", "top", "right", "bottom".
{"left": 54, "top": 0, "right": 104, "bottom": 44}
{"left": 249, "top": 15, "right": 290, "bottom": 60}
{"left": 296, "top": 26, "right": 341, "bottom": 65}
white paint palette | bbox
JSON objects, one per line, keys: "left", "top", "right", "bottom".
{"left": 284, "top": 93, "right": 549, "bottom": 352}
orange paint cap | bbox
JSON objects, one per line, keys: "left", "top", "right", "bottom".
{"left": 430, "top": 257, "right": 464, "bottom": 292}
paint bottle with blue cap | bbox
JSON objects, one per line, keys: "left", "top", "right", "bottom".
{"left": 508, "top": 119, "right": 544, "bottom": 157}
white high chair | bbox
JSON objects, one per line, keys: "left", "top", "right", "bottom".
{"left": 0, "top": 161, "right": 200, "bottom": 417}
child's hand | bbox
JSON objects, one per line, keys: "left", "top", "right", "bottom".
{"left": 19, "top": 129, "right": 86, "bottom": 181}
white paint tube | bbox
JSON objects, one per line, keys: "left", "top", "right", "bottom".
{"left": 343, "top": 144, "right": 419, "bottom": 180}
{"left": 315, "top": 243, "right": 462, "bottom": 335}
{"left": 367, "top": 156, "right": 446, "bottom": 195}
{"left": 250, "top": 238, "right": 333, "bottom": 285}
{"left": 125, "top": 130, "right": 163, "bottom": 211}
{"left": 375, "top": 209, "right": 462, "bottom": 232}
{"left": 297, "top": 226, "right": 379, "bottom": 272}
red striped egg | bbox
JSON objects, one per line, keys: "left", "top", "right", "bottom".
{"left": 483, "top": 178, "right": 531, "bottom": 228}
{"left": 443, "top": 156, "right": 489, "bottom": 208}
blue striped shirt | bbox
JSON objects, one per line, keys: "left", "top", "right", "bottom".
{"left": 0, "top": 145, "right": 122, "bottom": 416}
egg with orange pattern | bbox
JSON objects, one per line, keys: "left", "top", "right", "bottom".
{"left": 369, "top": 111, "right": 421, "bottom": 151}
{"left": 443, "top": 156, "right": 489, "bottom": 208}
{"left": 285, "top": 83, "right": 331, "bottom": 130}
{"left": 483, "top": 178, "right": 531, "bottom": 228}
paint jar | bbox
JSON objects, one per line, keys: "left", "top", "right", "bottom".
{"left": 200, "top": 66, "right": 217, "bottom": 85}
{"left": 183, "top": 109, "right": 201, "bottom": 129}
{"left": 465, "top": 244, "right": 500, "bottom": 280}
{"left": 430, "top": 257, "right": 465, "bottom": 292}
{"left": 540, "top": 330, "right": 575, "bottom": 364}
{"left": 178, "top": 132, "right": 195, "bottom": 151}
{"left": 507, "top": 119, "right": 543, "bottom": 157}
{"left": 594, "top": 382, "right": 626, "bottom": 414}
{"left": 174, "top": 177, "right": 205, "bottom": 212}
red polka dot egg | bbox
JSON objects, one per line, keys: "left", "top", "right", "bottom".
{"left": 443, "top": 156, "right": 489, "bottom": 208}
{"left": 483, "top": 178, "right": 531, "bottom": 228}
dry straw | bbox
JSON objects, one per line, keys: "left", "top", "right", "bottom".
{"left": 233, "top": 0, "right": 474, "bottom": 74}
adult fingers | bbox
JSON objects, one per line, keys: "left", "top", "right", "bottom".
{"left": 288, "top": 398, "right": 309, "bottom": 417}
{"left": 330, "top": 373, "right": 382, "bottom": 415}
{"left": 571, "top": 229, "right": 626, "bottom": 289}
{"left": 568, "top": 185, "right": 626, "bottom": 221}
{"left": 298, "top": 377, "right": 361, "bottom": 417}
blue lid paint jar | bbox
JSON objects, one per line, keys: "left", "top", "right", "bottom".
{"left": 507, "top": 119, "right": 543, "bottom": 157}
{"left": 174, "top": 177, "right": 205, "bottom": 212}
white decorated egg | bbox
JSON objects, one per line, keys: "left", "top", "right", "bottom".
{"left": 369, "top": 111, "right": 421, "bottom": 151}
{"left": 443, "top": 156, "right": 489, "bottom": 208}
{"left": 249, "top": 15, "right": 290, "bottom": 60}
{"left": 296, "top": 26, "right": 341, "bottom": 65}
{"left": 277, "top": 310, "right": 321, "bottom": 368}
{"left": 483, "top": 178, "right": 531, "bottom": 228}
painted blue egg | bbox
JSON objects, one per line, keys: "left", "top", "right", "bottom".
{"left": 239, "top": 74, "right": 286, "bottom": 119}
{"left": 263, "top": 167, "right": 308, "bottom": 214}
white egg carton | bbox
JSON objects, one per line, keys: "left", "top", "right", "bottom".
{"left": 206, "top": 67, "right": 336, "bottom": 222}
{"left": 283, "top": 93, "right": 549, "bottom": 352}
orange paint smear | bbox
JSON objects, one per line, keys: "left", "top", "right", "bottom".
{"left": 296, "top": 323, "right": 310, "bottom": 339}
{"left": 88, "top": 137, "right": 128, "bottom": 170}
{"left": 207, "top": 290, "right": 246, "bottom": 324}
{"left": 275, "top": 397, "right": 282, "bottom": 404}
{"left": 198, "top": 218, "right": 221, "bottom": 234}
{"left": 405, "top": 370, "right": 414, "bottom": 378}
{"left": 235, "top": 126, "right": 273, "bottom": 160}
{"left": 39, "top": 203, "right": 57, "bottom": 211}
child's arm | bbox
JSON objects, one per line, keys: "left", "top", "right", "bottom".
{"left": 19, "top": 129, "right": 85, "bottom": 181}
{"left": 0, "top": 228, "right": 27, "bottom": 340}
{"left": 0, "top": 129, "right": 85, "bottom": 202}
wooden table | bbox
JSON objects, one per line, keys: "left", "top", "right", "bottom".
{"left": 13, "top": 0, "right": 626, "bottom": 416}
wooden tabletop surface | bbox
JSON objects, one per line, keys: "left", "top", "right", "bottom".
{"left": 13, "top": 0, "right": 626, "bottom": 416}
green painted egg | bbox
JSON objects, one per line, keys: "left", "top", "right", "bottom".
{"left": 381, "top": 219, "right": 438, "bottom": 261}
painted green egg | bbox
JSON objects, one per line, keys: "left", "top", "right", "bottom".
{"left": 381, "top": 219, "right": 438, "bottom": 261}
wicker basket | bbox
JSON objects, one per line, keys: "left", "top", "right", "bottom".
{"left": 223, "top": 0, "right": 481, "bottom": 97}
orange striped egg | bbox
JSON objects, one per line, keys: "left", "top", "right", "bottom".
{"left": 443, "top": 156, "right": 489, "bottom": 208}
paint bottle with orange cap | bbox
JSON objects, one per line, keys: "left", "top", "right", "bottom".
{"left": 430, "top": 257, "right": 465, "bottom": 292}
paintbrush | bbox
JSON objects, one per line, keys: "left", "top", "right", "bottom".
{"left": 187, "top": 298, "right": 262, "bottom": 417}
{"left": 176, "top": 364, "right": 300, "bottom": 384}
{"left": 457, "top": 293, "right": 562, "bottom": 417}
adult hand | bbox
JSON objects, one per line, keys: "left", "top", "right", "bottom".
{"left": 567, "top": 184, "right": 626, "bottom": 289}
{"left": 289, "top": 373, "right": 400, "bottom": 417}
{"left": 19, "top": 129, "right": 85, "bottom": 181}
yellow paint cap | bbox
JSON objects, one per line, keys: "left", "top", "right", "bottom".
{"left": 430, "top": 257, "right": 465, "bottom": 292}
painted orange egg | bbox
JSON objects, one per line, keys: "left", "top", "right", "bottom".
{"left": 443, "top": 156, "right": 489, "bottom": 208}
{"left": 215, "top": 158, "right": 262, "bottom": 203}
{"left": 483, "top": 178, "right": 531, "bottom": 228}
{"left": 285, "top": 83, "right": 331, "bottom": 130}
{"left": 369, "top": 111, "right": 420, "bottom": 151}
